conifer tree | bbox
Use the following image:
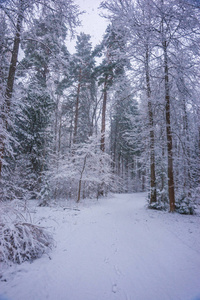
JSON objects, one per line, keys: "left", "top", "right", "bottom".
{"left": 110, "top": 78, "right": 142, "bottom": 192}
{"left": 71, "top": 33, "right": 95, "bottom": 144}
{"left": 96, "top": 23, "right": 128, "bottom": 152}
{"left": 0, "top": 0, "right": 80, "bottom": 200}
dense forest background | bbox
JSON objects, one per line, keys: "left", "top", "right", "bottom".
{"left": 0, "top": 0, "right": 199, "bottom": 214}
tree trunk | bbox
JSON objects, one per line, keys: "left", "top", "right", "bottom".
{"left": 100, "top": 75, "right": 108, "bottom": 152}
{"left": 73, "top": 68, "right": 82, "bottom": 144}
{"left": 163, "top": 40, "right": 175, "bottom": 212}
{"left": 182, "top": 95, "right": 192, "bottom": 198}
{"left": 5, "top": 5, "right": 24, "bottom": 113}
{"left": 99, "top": 82, "right": 109, "bottom": 197}
{"left": 145, "top": 47, "right": 157, "bottom": 204}
{"left": 77, "top": 154, "right": 87, "bottom": 203}
{"left": 0, "top": 0, "right": 24, "bottom": 176}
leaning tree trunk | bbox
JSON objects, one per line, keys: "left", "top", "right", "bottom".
{"left": 163, "top": 40, "right": 175, "bottom": 212}
{"left": 0, "top": 0, "right": 24, "bottom": 177}
{"left": 77, "top": 154, "right": 88, "bottom": 203}
{"left": 145, "top": 47, "right": 157, "bottom": 204}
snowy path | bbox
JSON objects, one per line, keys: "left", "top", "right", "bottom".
{"left": 1, "top": 193, "right": 200, "bottom": 300}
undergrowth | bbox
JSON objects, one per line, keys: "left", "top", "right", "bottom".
{"left": 0, "top": 200, "right": 54, "bottom": 265}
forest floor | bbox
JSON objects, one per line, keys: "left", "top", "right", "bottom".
{"left": 0, "top": 193, "right": 200, "bottom": 300}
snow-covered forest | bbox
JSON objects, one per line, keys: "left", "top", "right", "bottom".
{"left": 0, "top": 0, "right": 199, "bottom": 210}
{"left": 0, "top": 0, "right": 200, "bottom": 298}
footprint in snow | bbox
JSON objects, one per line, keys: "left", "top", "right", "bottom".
{"left": 112, "top": 283, "right": 117, "bottom": 293}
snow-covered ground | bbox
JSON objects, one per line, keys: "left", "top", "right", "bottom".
{"left": 1, "top": 193, "right": 200, "bottom": 300}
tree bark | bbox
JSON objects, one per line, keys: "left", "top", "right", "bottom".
{"left": 4, "top": 2, "right": 24, "bottom": 115}
{"left": 182, "top": 96, "right": 192, "bottom": 193}
{"left": 99, "top": 76, "right": 109, "bottom": 197}
{"left": 145, "top": 47, "right": 157, "bottom": 204}
{"left": 98, "top": 83, "right": 107, "bottom": 197}
{"left": 100, "top": 75, "right": 108, "bottom": 152}
{"left": 77, "top": 154, "right": 87, "bottom": 203}
{"left": 163, "top": 40, "right": 175, "bottom": 212}
{"left": 0, "top": 0, "right": 24, "bottom": 176}
{"left": 73, "top": 68, "right": 82, "bottom": 144}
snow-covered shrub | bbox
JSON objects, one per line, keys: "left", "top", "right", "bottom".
{"left": 147, "top": 189, "right": 168, "bottom": 211}
{"left": 38, "top": 177, "right": 51, "bottom": 207}
{"left": 175, "top": 194, "right": 196, "bottom": 215}
{"left": 148, "top": 202, "right": 167, "bottom": 211}
{"left": 0, "top": 201, "right": 54, "bottom": 264}
{"left": 49, "top": 135, "right": 118, "bottom": 202}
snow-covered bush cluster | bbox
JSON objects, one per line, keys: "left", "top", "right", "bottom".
{"left": 48, "top": 135, "right": 118, "bottom": 202}
{"left": 0, "top": 201, "right": 54, "bottom": 264}
{"left": 148, "top": 191, "right": 198, "bottom": 214}
{"left": 175, "top": 195, "right": 196, "bottom": 215}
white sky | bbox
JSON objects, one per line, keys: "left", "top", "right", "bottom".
{"left": 67, "top": 0, "right": 109, "bottom": 53}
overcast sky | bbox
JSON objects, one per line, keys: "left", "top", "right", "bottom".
{"left": 67, "top": 0, "right": 108, "bottom": 53}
